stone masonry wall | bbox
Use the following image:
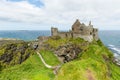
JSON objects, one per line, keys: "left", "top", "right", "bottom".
{"left": 51, "top": 19, "right": 99, "bottom": 42}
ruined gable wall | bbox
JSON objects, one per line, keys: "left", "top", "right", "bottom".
{"left": 58, "top": 32, "right": 72, "bottom": 38}
{"left": 73, "top": 33, "right": 93, "bottom": 42}
{"left": 93, "top": 28, "right": 99, "bottom": 40}
{"left": 58, "top": 32, "right": 67, "bottom": 38}
{"left": 75, "top": 25, "right": 93, "bottom": 36}
{"left": 72, "top": 20, "right": 81, "bottom": 33}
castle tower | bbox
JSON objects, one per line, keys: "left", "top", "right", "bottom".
{"left": 89, "top": 21, "right": 93, "bottom": 27}
{"left": 89, "top": 21, "right": 91, "bottom": 25}
{"left": 72, "top": 19, "right": 81, "bottom": 32}
{"left": 51, "top": 27, "right": 58, "bottom": 36}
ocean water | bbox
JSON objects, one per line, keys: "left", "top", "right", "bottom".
{"left": 0, "top": 30, "right": 120, "bottom": 58}
{"left": 99, "top": 31, "right": 120, "bottom": 59}
{"left": 0, "top": 30, "right": 51, "bottom": 41}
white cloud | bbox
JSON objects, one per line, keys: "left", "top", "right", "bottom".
{"left": 0, "top": 0, "right": 120, "bottom": 30}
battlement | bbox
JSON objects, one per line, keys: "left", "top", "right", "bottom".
{"left": 51, "top": 19, "right": 99, "bottom": 42}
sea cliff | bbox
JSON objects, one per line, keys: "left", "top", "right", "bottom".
{"left": 0, "top": 37, "right": 120, "bottom": 80}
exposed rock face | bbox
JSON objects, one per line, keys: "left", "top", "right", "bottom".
{"left": 54, "top": 44, "right": 82, "bottom": 63}
{"left": 37, "top": 36, "right": 49, "bottom": 49}
{"left": 37, "top": 37, "right": 85, "bottom": 63}
{"left": 0, "top": 42, "right": 34, "bottom": 67}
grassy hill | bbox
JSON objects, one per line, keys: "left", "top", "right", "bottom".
{"left": 55, "top": 41, "right": 120, "bottom": 80}
{"left": 0, "top": 38, "right": 120, "bottom": 80}
{"left": 0, "top": 51, "right": 60, "bottom": 80}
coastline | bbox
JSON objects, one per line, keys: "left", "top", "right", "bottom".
{"left": 0, "top": 38, "right": 19, "bottom": 41}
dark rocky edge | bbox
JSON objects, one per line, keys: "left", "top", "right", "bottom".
{"left": 0, "top": 40, "right": 34, "bottom": 68}
{"left": 54, "top": 44, "right": 82, "bottom": 63}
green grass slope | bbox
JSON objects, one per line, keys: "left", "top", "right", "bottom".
{"left": 0, "top": 38, "right": 120, "bottom": 80}
{"left": 0, "top": 51, "right": 60, "bottom": 80}
{"left": 55, "top": 40, "right": 120, "bottom": 80}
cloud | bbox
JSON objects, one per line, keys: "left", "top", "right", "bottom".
{"left": 0, "top": 0, "right": 120, "bottom": 30}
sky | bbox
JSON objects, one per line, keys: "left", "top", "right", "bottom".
{"left": 0, "top": 0, "right": 120, "bottom": 30}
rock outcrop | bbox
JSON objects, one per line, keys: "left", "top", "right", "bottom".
{"left": 54, "top": 44, "right": 82, "bottom": 63}
{"left": 0, "top": 41, "right": 34, "bottom": 67}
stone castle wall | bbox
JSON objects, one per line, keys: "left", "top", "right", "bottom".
{"left": 51, "top": 19, "right": 99, "bottom": 42}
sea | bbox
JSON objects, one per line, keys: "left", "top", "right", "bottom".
{"left": 0, "top": 30, "right": 120, "bottom": 60}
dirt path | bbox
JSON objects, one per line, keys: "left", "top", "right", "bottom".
{"left": 36, "top": 51, "right": 53, "bottom": 68}
{"left": 86, "top": 69, "right": 95, "bottom": 80}
{"left": 36, "top": 51, "right": 61, "bottom": 74}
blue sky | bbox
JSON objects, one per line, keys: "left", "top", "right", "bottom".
{"left": 7, "top": 0, "right": 44, "bottom": 7}
{"left": 0, "top": 0, "right": 120, "bottom": 30}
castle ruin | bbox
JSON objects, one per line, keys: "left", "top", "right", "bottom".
{"left": 51, "top": 19, "right": 99, "bottom": 42}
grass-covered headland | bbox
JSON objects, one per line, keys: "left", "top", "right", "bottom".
{"left": 0, "top": 37, "right": 120, "bottom": 80}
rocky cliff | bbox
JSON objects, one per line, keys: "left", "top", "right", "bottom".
{"left": 0, "top": 37, "right": 120, "bottom": 80}
{"left": 0, "top": 40, "right": 34, "bottom": 68}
